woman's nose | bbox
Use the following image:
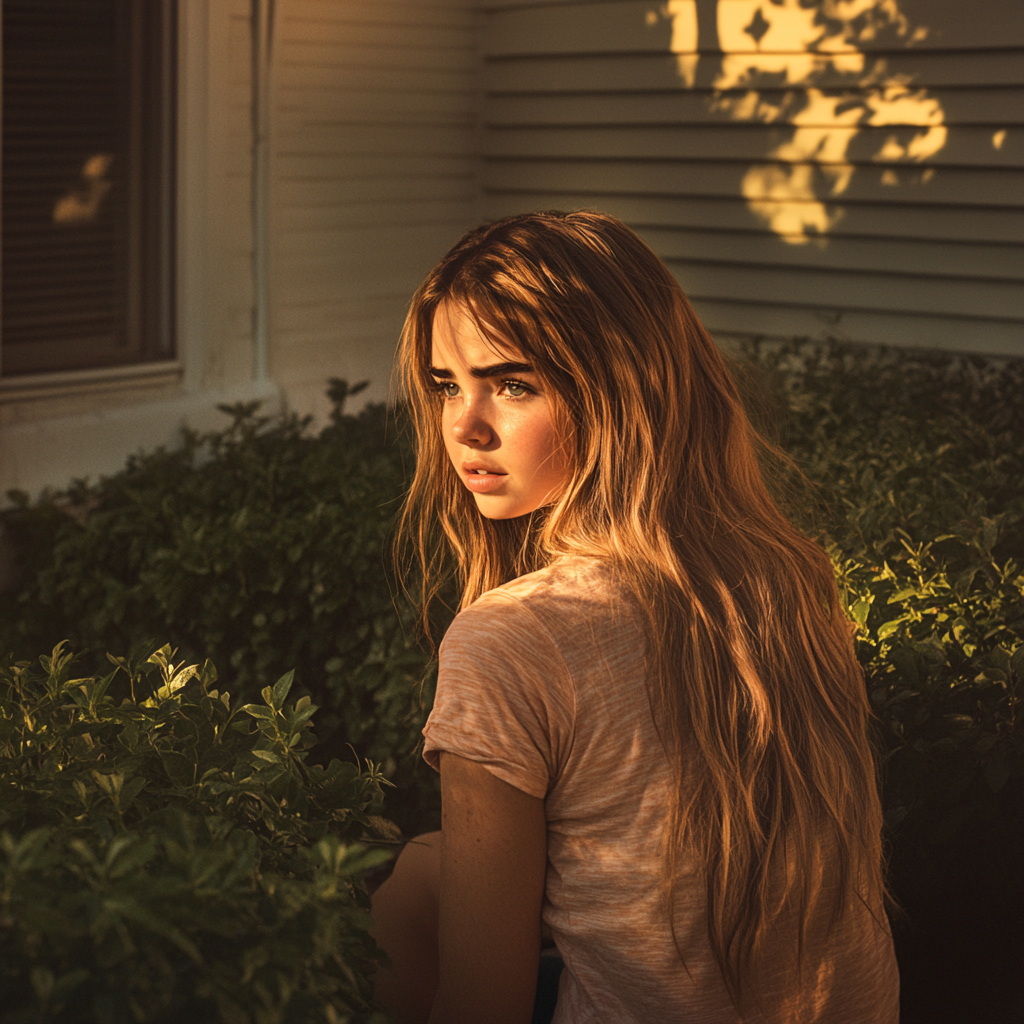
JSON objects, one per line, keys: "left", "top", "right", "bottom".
{"left": 451, "top": 405, "right": 493, "bottom": 446}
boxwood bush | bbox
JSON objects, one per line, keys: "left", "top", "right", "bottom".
{"left": 0, "top": 641, "right": 393, "bottom": 1023}
{"left": 1, "top": 342, "right": 1022, "bottom": 1021}
{"left": 742, "top": 340, "right": 1023, "bottom": 841}
{"left": 741, "top": 340, "right": 1023, "bottom": 1022}
{"left": 0, "top": 381, "right": 447, "bottom": 838}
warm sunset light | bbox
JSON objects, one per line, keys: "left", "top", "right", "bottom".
{"left": 0, "top": 4, "right": 1018, "bottom": 1020}
{"left": 664, "top": 0, "right": 949, "bottom": 244}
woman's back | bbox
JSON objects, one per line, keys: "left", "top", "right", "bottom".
{"left": 423, "top": 555, "right": 900, "bottom": 1023}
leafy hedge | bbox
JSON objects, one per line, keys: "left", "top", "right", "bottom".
{"left": 745, "top": 341, "right": 1024, "bottom": 850}
{"left": 0, "top": 342, "right": 1021, "bottom": 1019}
{"left": 0, "top": 381, "right": 445, "bottom": 837}
{"left": 1, "top": 349, "right": 1022, "bottom": 849}
{"left": 742, "top": 341, "right": 1024, "bottom": 1021}
{"left": 0, "top": 642, "right": 393, "bottom": 1023}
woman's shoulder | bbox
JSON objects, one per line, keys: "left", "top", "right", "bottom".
{"left": 451, "top": 555, "right": 645, "bottom": 670}
{"left": 465, "top": 556, "right": 622, "bottom": 625}
{"left": 492, "top": 554, "right": 621, "bottom": 603}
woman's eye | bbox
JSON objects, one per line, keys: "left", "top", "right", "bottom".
{"left": 503, "top": 380, "right": 530, "bottom": 398}
{"left": 439, "top": 382, "right": 459, "bottom": 398}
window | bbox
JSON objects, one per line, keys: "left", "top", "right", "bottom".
{"left": 1, "top": 0, "right": 175, "bottom": 378}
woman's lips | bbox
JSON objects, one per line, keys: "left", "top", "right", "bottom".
{"left": 463, "top": 469, "right": 507, "bottom": 493}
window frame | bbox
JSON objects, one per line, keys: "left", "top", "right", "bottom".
{"left": 0, "top": 0, "right": 178, "bottom": 383}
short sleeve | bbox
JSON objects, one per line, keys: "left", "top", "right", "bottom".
{"left": 422, "top": 592, "right": 576, "bottom": 799}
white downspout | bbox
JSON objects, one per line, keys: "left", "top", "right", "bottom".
{"left": 251, "top": 0, "right": 274, "bottom": 384}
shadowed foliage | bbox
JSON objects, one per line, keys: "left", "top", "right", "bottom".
{"left": 1, "top": 344, "right": 1022, "bottom": 1022}
{"left": 0, "top": 641, "right": 394, "bottom": 1023}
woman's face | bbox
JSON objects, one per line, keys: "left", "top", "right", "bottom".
{"left": 429, "top": 304, "right": 568, "bottom": 520}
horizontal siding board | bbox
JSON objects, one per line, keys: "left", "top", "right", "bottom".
{"left": 280, "top": 49, "right": 475, "bottom": 76}
{"left": 485, "top": 51, "right": 1024, "bottom": 92}
{"left": 280, "top": 226, "right": 472, "bottom": 263}
{"left": 486, "top": 88, "right": 1024, "bottom": 128}
{"left": 293, "top": 0, "right": 472, "bottom": 26}
{"left": 485, "top": 1, "right": 1024, "bottom": 57}
{"left": 276, "top": 293, "right": 410, "bottom": 332}
{"left": 636, "top": 226, "right": 1022, "bottom": 281}
{"left": 279, "top": 176, "right": 477, "bottom": 209}
{"left": 280, "top": 18, "right": 474, "bottom": 48}
{"left": 479, "top": 1, "right": 628, "bottom": 8}
{"left": 691, "top": 299, "right": 1024, "bottom": 356}
{"left": 278, "top": 88, "right": 478, "bottom": 123}
{"left": 281, "top": 38, "right": 475, "bottom": 63}
{"left": 277, "top": 197, "right": 479, "bottom": 233}
{"left": 276, "top": 112, "right": 475, "bottom": 133}
{"left": 669, "top": 260, "right": 1022, "bottom": 320}
{"left": 275, "top": 124, "right": 477, "bottom": 158}
{"left": 484, "top": 158, "right": 1024, "bottom": 206}
{"left": 278, "top": 154, "right": 476, "bottom": 181}
{"left": 277, "top": 110, "right": 475, "bottom": 129}
{"left": 279, "top": 62, "right": 476, "bottom": 92}
{"left": 483, "top": 190, "right": 1024, "bottom": 244}
{"left": 277, "top": 254, "right": 455, "bottom": 304}
{"left": 485, "top": 125, "right": 1024, "bottom": 168}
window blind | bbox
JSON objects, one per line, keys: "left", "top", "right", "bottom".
{"left": 1, "top": 0, "right": 175, "bottom": 377}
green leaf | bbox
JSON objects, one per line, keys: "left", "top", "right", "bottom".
{"left": 105, "top": 835, "right": 157, "bottom": 878}
{"left": 251, "top": 749, "right": 283, "bottom": 764}
{"left": 160, "top": 750, "right": 196, "bottom": 788}
{"left": 102, "top": 895, "right": 203, "bottom": 964}
{"left": 6, "top": 828, "right": 53, "bottom": 870}
{"left": 850, "top": 598, "right": 872, "bottom": 627}
{"left": 271, "top": 670, "right": 295, "bottom": 711}
{"left": 980, "top": 518, "right": 999, "bottom": 552}
{"left": 120, "top": 775, "right": 147, "bottom": 810}
{"left": 198, "top": 658, "right": 219, "bottom": 688}
{"left": 287, "top": 703, "right": 318, "bottom": 730}
{"left": 240, "top": 704, "right": 275, "bottom": 721}
{"left": 877, "top": 619, "right": 902, "bottom": 640}
{"left": 983, "top": 753, "right": 1013, "bottom": 793}
{"left": 117, "top": 720, "right": 140, "bottom": 752}
{"left": 1011, "top": 644, "right": 1024, "bottom": 678}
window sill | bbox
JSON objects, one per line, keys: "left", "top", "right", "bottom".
{"left": 0, "top": 361, "right": 183, "bottom": 404}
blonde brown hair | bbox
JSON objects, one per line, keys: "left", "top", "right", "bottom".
{"left": 395, "top": 210, "right": 886, "bottom": 1011}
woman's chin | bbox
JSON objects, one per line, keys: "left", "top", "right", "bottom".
{"left": 472, "top": 494, "right": 536, "bottom": 520}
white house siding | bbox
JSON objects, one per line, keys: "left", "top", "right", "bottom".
{"left": 270, "top": 0, "right": 482, "bottom": 418}
{"left": 479, "top": 0, "right": 1024, "bottom": 356}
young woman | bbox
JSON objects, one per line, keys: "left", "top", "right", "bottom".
{"left": 371, "top": 211, "right": 899, "bottom": 1024}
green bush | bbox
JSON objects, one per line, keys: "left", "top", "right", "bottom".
{"left": 741, "top": 340, "right": 1024, "bottom": 851}
{"left": 1, "top": 343, "right": 1022, "bottom": 861}
{"left": 0, "top": 641, "right": 394, "bottom": 1023}
{"left": 0, "top": 381, "right": 446, "bottom": 837}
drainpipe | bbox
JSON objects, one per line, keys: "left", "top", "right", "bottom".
{"left": 251, "top": 0, "right": 274, "bottom": 383}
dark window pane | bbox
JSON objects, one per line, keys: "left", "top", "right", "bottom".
{"left": 2, "top": 0, "right": 175, "bottom": 376}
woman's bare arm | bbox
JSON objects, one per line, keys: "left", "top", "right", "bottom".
{"left": 371, "top": 831, "right": 442, "bottom": 1023}
{"left": 429, "top": 751, "right": 548, "bottom": 1024}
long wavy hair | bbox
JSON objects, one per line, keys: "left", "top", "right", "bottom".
{"left": 394, "top": 210, "right": 887, "bottom": 1011}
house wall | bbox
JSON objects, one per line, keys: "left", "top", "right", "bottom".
{"left": 0, "top": 0, "right": 482, "bottom": 498}
{"left": 269, "top": 0, "right": 482, "bottom": 419}
{"left": 479, "top": 0, "right": 1024, "bottom": 355}
{"left": 2, "top": 0, "right": 1021, "bottom": 500}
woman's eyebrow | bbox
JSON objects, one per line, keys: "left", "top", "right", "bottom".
{"left": 428, "top": 360, "right": 534, "bottom": 380}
